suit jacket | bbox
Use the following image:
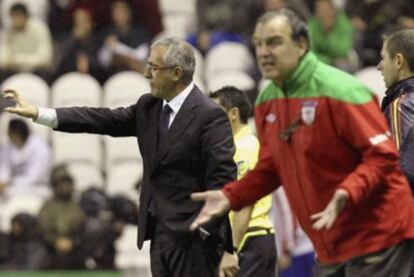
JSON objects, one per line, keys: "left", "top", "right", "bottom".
{"left": 54, "top": 86, "right": 237, "bottom": 250}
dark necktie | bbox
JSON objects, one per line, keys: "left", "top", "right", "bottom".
{"left": 158, "top": 104, "right": 172, "bottom": 146}
{"left": 149, "top": 104, "right": 172, "bottom": 217}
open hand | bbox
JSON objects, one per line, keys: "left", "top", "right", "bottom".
{"left": 3, "top": 90, "right": 38, "bottom": 119}
{"left": 311, "top": 189, "right": 349, "bottom": 230}
{"left": 190, "top": 190, "right": 230, "bottom": 231}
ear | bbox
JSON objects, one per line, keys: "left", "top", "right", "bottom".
{"left": 228, "top": 107, "right": 239, "bottom": 121}
{"left": 395, "top": 53, "right": 405, "bottom": 70}
{"left": 296, "top": 38, "right": 308, "bottom": 57}
{"left": 173, "top": 66, "right": 183, "bottom": 82}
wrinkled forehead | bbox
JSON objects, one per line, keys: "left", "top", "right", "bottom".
{"left": 253, "top": 17, "right": 293, "bottom": 42}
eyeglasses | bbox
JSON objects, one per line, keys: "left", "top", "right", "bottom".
{"left": 146, "top": 62, "right": 176, "bottom": 72}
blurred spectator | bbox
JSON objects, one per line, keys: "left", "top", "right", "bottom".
{"left": 0, "top": 3, "right": 53, "bottom": 82}
{"left": 0, "top": 119, "right": 52, "bottom": 200}
{"left": 48, "top": 0, "right": 161, "bottom": 41}
{"left": 0, "top": 231, "right": 9, "bottom": 265}
{"left": 70, "top": 0, "right": 113, "bottom": 29}
{"left": 396, "top": 0, "right": 414, "bottom": 29}
{"left": 0, "top": 0, "right": 49, "bottom": 27}
{"left": 188, "top": 0, "right": 248, "bottom": 54}
{"left": 37, "top": 174, "right": 86, "bottom": 269}
{"left": 79, "top": 188, "right": 139, "bottom": 269}
{"left": 54, "top": 7, "right": 102, "bottom": 82}
{"left": 345, "top": 0, "right": 398, "bottom": 66}
{"left": 80, "top": 188, "right": 116, "bottom": 270}
{"left": 98, "top": 0, "right": 150, "bottom": 78}
{"left": 132, "top": 0, "right": 163, "bottom": 38}
{"left": 110, "top": 195, "right": 139, "bottom": 225}
{"left": 0, "top": 213, "right": 50, "bottom": 270}
{"left": 308, "top": 0, "right": 357, "bottom": 72}
{"left": 48, "top": 0, "right": 76, "bottom": 41}
{"left": 263, "top": 0, "right": 310, "bottom": 20}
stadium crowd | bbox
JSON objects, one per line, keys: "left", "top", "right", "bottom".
{"left": 0, "top": 0, "right": 413, "bottom": 276}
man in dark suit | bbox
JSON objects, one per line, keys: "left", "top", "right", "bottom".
{"left": 3, "top": 38, "right": 237, "bottom": 277}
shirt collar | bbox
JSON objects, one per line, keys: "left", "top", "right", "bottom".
{"left": 163, "top": 82, "right": 194, "bottom": 113}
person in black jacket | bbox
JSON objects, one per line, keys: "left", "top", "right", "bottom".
{"left": 379, "top": 29, "right": 414, "bottom": 192}
{"left": 3, "top": 37, "right": 236, "bottom": 277}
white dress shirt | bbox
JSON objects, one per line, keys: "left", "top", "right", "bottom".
{"left": 0, "top": 135, "right": 52, "bottom": 199}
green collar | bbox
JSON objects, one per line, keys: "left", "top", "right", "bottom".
{"left": 284, "top": 52, "right": 318, "bottom": 93}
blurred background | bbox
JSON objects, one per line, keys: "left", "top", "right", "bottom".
{"left": 0, "top": 0, "right": 411, "bottom": 276}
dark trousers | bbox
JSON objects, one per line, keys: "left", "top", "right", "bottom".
{"left": 236, "top": 233, "right": 277, "bottom": 277}
{"left": 150, "top": 219, "right": 224, "bottom": 277}
{"left": 317, "top": 240, "right": 414, "bottom": 277}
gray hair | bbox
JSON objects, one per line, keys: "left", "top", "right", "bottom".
{"left": 151, "top": 38, "right": 195, "bottom": 83}
{"left": 258, "top": 8, "right": 310, "bottom": 51}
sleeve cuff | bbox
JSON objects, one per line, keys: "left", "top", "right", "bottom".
{"left": 34, "top": 107, "right": 58, "bottom": 128}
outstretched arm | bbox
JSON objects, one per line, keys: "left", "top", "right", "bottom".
{"left": 3, "top": 89, "right": 137, "bottom": 137}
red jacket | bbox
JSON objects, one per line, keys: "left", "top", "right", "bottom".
{"left": 223, "top": 53, "right": 414, "bottom": 263}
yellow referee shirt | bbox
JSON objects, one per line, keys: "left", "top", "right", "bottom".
{"left": 229, "top": 125, "right": 274, "bottom": 251}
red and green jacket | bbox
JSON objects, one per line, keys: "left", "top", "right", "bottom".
{"left": 223, "top": 52, "right": 414, "bottom": 264}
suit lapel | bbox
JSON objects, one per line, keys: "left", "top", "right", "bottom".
{"left": 154, "top": 88, "right": 200, "bottom": 166}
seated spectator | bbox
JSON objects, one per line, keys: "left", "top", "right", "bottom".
{"left": 346, "top": 0, "right": 397, "bottom": 66}
{"left": 0, "top": 119, "right": 52, "bottom": 200}
{"left": 1, "top": 213, "right": 49, "bottom": 270}
{"left": 0, "top": 3, "right": 53, "bottom": 82}
{"left": 308, "top": 0, "right": 357, "bottom": 72}
{"left": 98, "top": 0, "right": 150, "bottom": 78}
{"left": 54, "top": 7, "right": 102, "bottom": 82}
{"left": 37, "top": 174, "right": 86, "bottom": 269}
{"left": 80, "top": 188, "right": 116, "bottom": 269}
{"left": 0, "top": 0, "right": 49, "bottom": 27}
{"left": 187, "top": 0, "right": 247, "bottom": 54}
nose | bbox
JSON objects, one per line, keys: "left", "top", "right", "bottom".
{"left": 377, "top": 61, "right": 382, "bottom": 71}
{"left": 144, "top": 66, "right": 152, "bottom": 79}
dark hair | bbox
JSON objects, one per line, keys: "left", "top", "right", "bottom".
{"left": 51, "top": 174, "right": 74, "bottom": 188}
{"left": 384, "top": 29, "right": 414, "bottom": 72}
{"left": 10, "top": 3, "right": 28, "bottom": 16}
{"left": 8, "top": 119, "right": 30, "bottom": 143}
{"left": 209, "top": 86, "right": 252, "bottom": 124}
{"left": 257, "top": 8, "right": 310, "bottom": 51}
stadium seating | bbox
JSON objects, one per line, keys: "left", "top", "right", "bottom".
{"left": 0, "top": 195, "right": 43, "bottom": 232}
{"left": 103, "top": 71, "right": 149, "bottom": 108}
{"left": 205, "top": 42, "right": 255, "bottom": 78}
{"left": 52, "top": 72, "right": 101, "bottom": 107}
{"left": 0, "top": 73, "right": 51, "bottom": 142}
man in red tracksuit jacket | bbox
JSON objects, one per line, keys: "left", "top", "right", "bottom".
{"left": 191, "top": 9, "right": 414, "bottom": 277}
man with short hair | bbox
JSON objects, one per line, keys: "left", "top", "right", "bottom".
{"left": 378, "top": 29, "right": 414, "bottom": 192}
{"left": 210, "top": 86, "right": 276, "bottom": 277}
{"left": 4, "top": 38, "right": 236, "bottom": 277}
{"left": 191, "top": 9, "right": 414, "bottom": 277}
{"left": 0, "top": 2, "right": 53, "bottom": 78}
{"left": 0, "top": 118, "right": 52, "bottom": 200}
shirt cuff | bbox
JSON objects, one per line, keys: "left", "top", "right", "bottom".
{"left": 34, "top": 107, "right": 58, "bottom": 128}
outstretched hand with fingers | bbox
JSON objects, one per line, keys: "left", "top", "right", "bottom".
{"left": 311, "top": 189, "right": 349, "bottom": 231}
{"left": 3, "top": 89, "right": 38, "bottom": 119}
{"left": 190, "top": 190, "right": 231, "bottom": 231}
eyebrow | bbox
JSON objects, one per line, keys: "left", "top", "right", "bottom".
{"left": 252, "top": 35, "right": 283, "bottom": 41}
